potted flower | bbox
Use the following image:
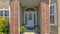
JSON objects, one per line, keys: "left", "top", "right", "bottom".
{"left": 20, "top": 26, "right": 26, "bottom": 34}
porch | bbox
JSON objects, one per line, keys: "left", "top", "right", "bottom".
{"left": 10, "top": 0, "right": 50, "bottom": 34}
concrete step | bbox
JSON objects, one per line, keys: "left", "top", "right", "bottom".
{"left": 22, "top": 29, "right": 39, "bottom": 34}
{"left": 23, "top": 32, "right": 38, "bottom": 34}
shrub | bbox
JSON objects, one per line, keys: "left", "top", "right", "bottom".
{"left": 20, "top": 26, "right": 26, "bottom": 33}
{"left": 36, "top": 26, "right": 40, "bottom": 32}
{"left": 0, "top": 17, "right": 9, "bottom": 34}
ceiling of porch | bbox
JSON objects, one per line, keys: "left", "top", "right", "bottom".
{"left": 20, "top": 0, "right": 40, "bottom": 7}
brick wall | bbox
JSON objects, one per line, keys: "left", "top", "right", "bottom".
{"left": 40, "top": 0, "right": 50, "bottom": 34}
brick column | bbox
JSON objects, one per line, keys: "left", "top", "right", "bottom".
{"left": 41, "top": 0, "right": 50, "bottom": 34}
{"left": 10, "top": 0, "right": 20, "bottom": 34}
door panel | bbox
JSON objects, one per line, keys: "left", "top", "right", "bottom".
{"left": 24, "top": 12, "right": 35, "bottom": 28}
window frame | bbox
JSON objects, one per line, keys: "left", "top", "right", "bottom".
{"left": 50, "top": 3, "right": 57, "bottom": 25}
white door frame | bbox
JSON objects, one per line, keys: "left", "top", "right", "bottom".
{"left": 24, "top": 7, "right": 37, "bottom": 26}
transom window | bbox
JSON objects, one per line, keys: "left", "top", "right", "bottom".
{"left": 25, "top": 8, "right": 35, "bottom": 11}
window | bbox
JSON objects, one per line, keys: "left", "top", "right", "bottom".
{"left": 50, "top": 6, "right": 55, "bottom": 24}
{"left": 5, "top": 10, "right": 9, "bottom": 16}
{"left": 50, "top": 6, "right": 54, "bottom": 14}
{"left": 50, "top": 3, "right": 57, "bottom": 25}
{"left": 0, "top": 10, "right": 9, "bottom": 21}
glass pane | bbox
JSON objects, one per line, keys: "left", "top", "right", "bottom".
{"left": 28, "top": 14, "right": 32, "bottom": 20}
{"left": 50, "top": 6, "right": 54, "bottom": 14}
{"left": 5, "top": 10, "right": 9, "bottom": 16}
{"left": 0, "top": 11, "right": 3, "bottom": 16}
{"left": 50, "top": 15, "right": 55, "bottom": 24}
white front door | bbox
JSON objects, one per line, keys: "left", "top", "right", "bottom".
{"left": 24, "top": 11, "right": 35, "bottom": 28}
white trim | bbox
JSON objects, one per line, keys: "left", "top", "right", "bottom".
{"left": 8, "top": 0, "right": 10, "bottom": 33}
{"left": 8, "top": 0, "right": 10, "bottom": 32}
{"left": 18, "top": 5, "right": 20, "bottom": 34}
{"left": 0, "top": 8, "right": 9, "bottom": 10}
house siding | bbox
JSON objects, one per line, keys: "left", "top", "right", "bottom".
{"left": 50, "top": 26, "right": 58, "bottom": 34}
{"left": 50, "top": 0, "right": 56, "bottom": 4}
{"left": 0, "top": 0, "right": 9, "bottom": 9}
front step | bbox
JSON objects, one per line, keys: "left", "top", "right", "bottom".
{"left": 23, "top": 29, "right": 39, "bottom": 34}
{"left": 23, "top": 32, "right": 37, "bottom": 34}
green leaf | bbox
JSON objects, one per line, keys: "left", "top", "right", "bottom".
{"left": 0, "top": 17, "right": 9, "bottom": 33}
{"left": 20, "top": 26, "right": 26, "bottom": 32}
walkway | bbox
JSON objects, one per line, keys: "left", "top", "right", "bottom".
{"left": 23, "top": 29, "right": 39, "bottom": 34}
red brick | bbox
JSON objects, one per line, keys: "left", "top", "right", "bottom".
{"left": 41, "top": 0, "right": 50, "bottom": 34}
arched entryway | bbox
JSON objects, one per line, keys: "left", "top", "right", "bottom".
{"left": 19, "top": 7, "right": 41, "bottom": 34}
{"left": 24, "top": 8, "right": 37, "bottom": 29}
